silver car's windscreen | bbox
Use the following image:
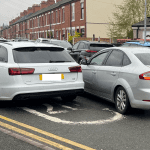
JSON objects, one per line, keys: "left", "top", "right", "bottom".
{"left": 51, "top": 41, "right": 72, "bottom": 48}
{"left": 12, "top": 47, "right": 75, "bottom": 63}
{"left": 90, "top": 44, "right": 114, "bottom": 51}
{"left": 135, "top": 53, "right": 150, "bottom": 65}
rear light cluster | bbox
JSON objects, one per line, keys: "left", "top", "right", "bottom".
{"left": 143, "top": 100, "right": 150, "bottom": 102}
{"left": 139, "top": 71, "right": 150, "bottom": 80}
{"left": 69, "top": 66, "right": 82, "bottom": 72}
{"left": 9, "top": 68, "right": 35, "bottom": 75}
{"left": 85, "top": 50, "right": 97, "bottom": 53}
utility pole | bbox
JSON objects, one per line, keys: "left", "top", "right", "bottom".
{"left": 144, "top": 0, "right": 147, "bottom": 43}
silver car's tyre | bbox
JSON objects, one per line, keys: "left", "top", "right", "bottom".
{"left": 61, "top": 95, "right": 77, "bottom": 102}
{"left": 115, "top": 87, "right": 130, "bottom": 114}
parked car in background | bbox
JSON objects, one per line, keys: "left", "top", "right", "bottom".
{"left": 49, "top": 39, "right": 72, "bottom": 51}
{"left": 14, "top": 38, "right": 29, "bottom": 42}
{"left": 35, "top": 38, "right": 50, "bottom": 43}
{"left": 0, "top": 38, "right": 9, "bottom": 43}
{"left": 121, "top": 41, "right": 150, "bottom": 47}
{"left": 70, "top": 41, "right": 114, "bottom": 64}
{"left": 0, "top": 42, "right": 84, "bottom": 102}
{"left": 81, "top": 47, "right": 150, "bottom": 114}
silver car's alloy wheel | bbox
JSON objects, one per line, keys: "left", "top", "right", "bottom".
{"left": 115, "top": 87, "right": 130, "bottom": 114}
{"left": 117, "top": 90, "right": 126, "bottom": 111}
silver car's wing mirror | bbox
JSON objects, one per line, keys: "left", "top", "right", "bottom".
{"left": 81, "top": 58, "right": 88, "bottom": 65}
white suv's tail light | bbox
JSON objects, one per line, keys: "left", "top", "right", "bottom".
{"left": 9, "top": 68, "right": 35, "bottom": 75}
{"left": 69, "top": 66, "right": 82, "bottom": 72}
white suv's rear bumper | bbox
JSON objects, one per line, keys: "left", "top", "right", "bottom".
{"left": 0, "top": 82, "right": 84, "bottom": 100}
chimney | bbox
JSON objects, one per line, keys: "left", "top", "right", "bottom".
{"left": 23, "top": 10, "right": 27, "bottom": 16}
{"left": 56, "top": 0, "right": 62, "bottom": 3}
{"left": 32, "top": 4, "right": 41, "bottom": 13}
{"left": 40, "top": 1, "right": 47, "bottom": 9}
{"left": 20, "top": 12, "right": 24, "bottom": 18}
{"left": 27, "top": 7, "right": 33, "bottom": 15}
{"left": 46, "top": 0, "right": 55, "bottom": 6}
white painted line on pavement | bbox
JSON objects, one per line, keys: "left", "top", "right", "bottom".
{"left": 43, "top": 104, "right": 53, "bottom": 112}
{"left": 43, "top": 104, "right": 69, "bottom": 114}
{"left": 20, "top": 107, "right": 123, "bottom": 125}
{"left": 61, "top": 105, "right": 78, "bottom": 110}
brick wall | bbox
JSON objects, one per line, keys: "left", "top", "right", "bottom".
{"left": 74, "top": 37, "right": 112, "bottom": 44}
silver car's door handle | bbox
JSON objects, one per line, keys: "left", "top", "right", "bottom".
{"left": 92, "top": 71, "right": 96, "bottom": 74}
{"left": 110, "top": 72, "right": 116, "bottom": 76}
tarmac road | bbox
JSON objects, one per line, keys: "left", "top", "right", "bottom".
{"left": 0, "top": 93, "right": 149, "bottom": 150}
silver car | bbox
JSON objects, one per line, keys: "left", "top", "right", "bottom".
{"left": 0, "top": 42, "right": 84, "bottom": 102}
{"left": 81, "top": 47, "right": 150, "bottom": 114}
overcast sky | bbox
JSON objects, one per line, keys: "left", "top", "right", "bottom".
{"left": 0, "top": 0, "right": 44, "bottom": 26}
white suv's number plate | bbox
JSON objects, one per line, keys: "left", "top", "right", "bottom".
{"left": 39, "top": 74, "right": 64, "bottom": 81}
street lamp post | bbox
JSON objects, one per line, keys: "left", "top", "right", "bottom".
{"left": 144, "top": 0, "right": 147, "bottom": 43}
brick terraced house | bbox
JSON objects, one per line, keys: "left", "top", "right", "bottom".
{"left": 1, "top": 0, "right": 124, "bottom": 40}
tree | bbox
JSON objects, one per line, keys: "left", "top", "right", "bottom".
{"left": 68, "top": 31, "right": 82, "bottom": 44}
{"left": 47, "top": 31, "right": 49, "bottom": 38}
{"left": 107, "top": 0, "right": 150, "bottom": 39}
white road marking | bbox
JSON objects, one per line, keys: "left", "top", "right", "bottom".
{"left": 20, "top": 107, "right": 123, "bottom": 125}
{"left": 61, "top": 105, "right": 78, "bottom": 110}
{"left": 43, "top": 104, "right": 53, "bottom": 112}
{"left": 43, "top": 104, "right": 68, "bottom": 114}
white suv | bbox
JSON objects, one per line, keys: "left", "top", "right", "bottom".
{"left": 0, "top": 42, "right": 84, "bottom": 101}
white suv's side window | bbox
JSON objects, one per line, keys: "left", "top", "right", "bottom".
{"left": 0, "top": 46, "right": 8, "bottom": 62}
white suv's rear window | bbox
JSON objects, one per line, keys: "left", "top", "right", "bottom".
{"left": 13, "top": 47, "right": 75, "bottom": 63}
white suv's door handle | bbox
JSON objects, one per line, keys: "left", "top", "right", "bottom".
{"left": 110, "top": 72, "right": 116, "bottom": 76}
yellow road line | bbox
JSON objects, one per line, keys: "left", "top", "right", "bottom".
{"left": 0, "top": 121, "right": 73, "bottom": 150}
{"left": 0, "top": 115, "right": 95, "bottom": 150}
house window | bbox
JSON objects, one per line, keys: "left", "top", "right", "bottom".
{"left": 52, "top": 12, "right": 54, "bottom": 24}
{"left": 56, "top": 11, "right": 58, "bottom": 23}
{"left": 56, "top": 31, "right": 58, "bottom": 39}
{"left": 46, "top": 14, "right": 47, "bottom": 25}
{"left": 81, "top": 28, "right": 85, "bottom": 37}
{"left": 59, "top": 10, "right": 61, "bottom": 23}
{"left": 72, "top": 3, "right": 75, "bottom": 21}
{"left": 38, "top": 17, "right": 40, "bottom": 27}
{"left": 81, "top": 3, "right": 84, "bottom": 19}
{"left": 77, "top": 29, "right": 79, "bottom": 33}
{"left": 72, "top": 28, "right": 75, "bottom": 36}
{"left": 35, "top": 18, "right": 36, "bottom": 27}
{"left": 42, "top": 16, "right": 44, "bottom": 26}
{"left": 62, "top": 29, "right": 65, "bottom": 40}
{"left": 62, "top": 8, "right": 65, "bottom": 22}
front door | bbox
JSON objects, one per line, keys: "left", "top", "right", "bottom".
{"left": 96, "top": 50, "right": 124, "bottom": 100}
{"left": 82, "top": 51, "right": 110, "bottom": 95}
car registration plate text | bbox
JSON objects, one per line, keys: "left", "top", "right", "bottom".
{"left": 39, "top": 74, "right": 64, "bottom": 81}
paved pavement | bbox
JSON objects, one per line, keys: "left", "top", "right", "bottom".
{"left": 0, "top": 93, "right": 149, "bottom": 150}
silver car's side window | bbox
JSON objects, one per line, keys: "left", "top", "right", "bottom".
{"left": 0, "top": 46, "right": 8, "bottom": 63}
{"left": 105, "top": 50, "right": 124, "bottom": 66}
{"left": 90, "top": 52, "right": 108, "bottom": 65}
{"left": 123, "top": 54, "right": 131, "bottom": 66}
